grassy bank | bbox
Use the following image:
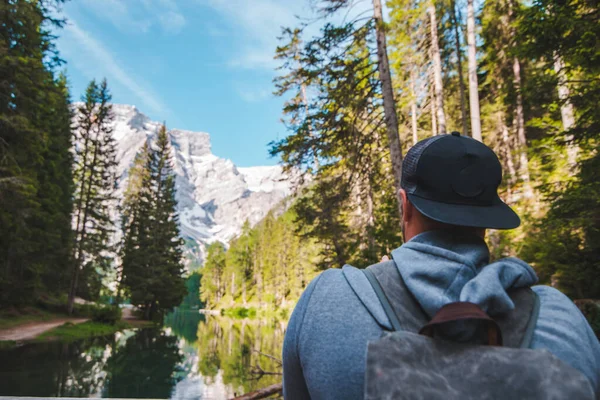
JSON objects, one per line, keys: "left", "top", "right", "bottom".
{"left": 0, "top": 340, "right": 16, "bottom": 350}
{"left": 0, "top": 303, "right": 156, "bottom": 349}
{"left": 34, "top": 321, "right": 131, "bottom": 342}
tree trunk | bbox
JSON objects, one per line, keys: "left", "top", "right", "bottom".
{"left": 500, "top": 114, "right": 517, "bottom": 204}
{"left": 553, "top": 56, "right": 578, "bottom": 169}
{"left": 144, "top": 302, "right": 151, "bottom": 320}
{"left": 242, "top": 279, "right": 247, "bottom": 306}
{"left": 301, "top": 83, "right": 320, "bottom": 171}
{"left": 68, "top": 122, "right": 102, "bottom": 315}
{"left": 410, "top": 73, "right": 419, "bottom": 145}
{"left": 512, "top": 57, "right": 533, "bottom": 199}
{"left": 466, "top": 0, "right": 482, "bottom": 141}
{"left": 233, "top": 383, "right": 283, "bottom": 400}
{"left": 451, "top": 0, "right": 468, "bottom": 136}
{"left": 428, "top": 4, "right": 447, "bottom": 134}
{"left": 373, "top": 0, "right": 404, "bottom": 218}
{"left": 69, "top": 113, "right": 94, "bottom": 314}
{"left": 430, "top": 71, "right": 438, "bottom": 136}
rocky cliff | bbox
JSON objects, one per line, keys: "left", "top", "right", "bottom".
{"left": 77, "top": 104, "right": 291, "bottom": 267}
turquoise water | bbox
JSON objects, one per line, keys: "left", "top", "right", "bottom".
{"left": 0, "top": 310, "right": 284, "bottom": 399}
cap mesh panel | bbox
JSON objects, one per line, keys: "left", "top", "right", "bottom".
{"left": 401, "top": 135, "right": 447, "bottom": 193}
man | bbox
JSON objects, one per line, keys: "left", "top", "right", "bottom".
{"left": 282, "top": 132, "right": 600, "bottom": 399}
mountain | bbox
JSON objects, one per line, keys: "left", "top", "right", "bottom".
{"left": 77, "top": 103, "right": 292, "bottom": 267}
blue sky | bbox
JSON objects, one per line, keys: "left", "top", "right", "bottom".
{"left": 55, "top": 0, "right": 320, "bottom": 167}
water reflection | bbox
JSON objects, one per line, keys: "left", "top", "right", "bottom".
{"left": 0, "top": 336, "right": 112, "bottom": 397}
{"left": 103, "top": 329, "right": 184, "bottom": 398}
{"left": 164, "top": 308, "right": 205, "bottom": 342}
{"left": 0, "top": 310, "right": 285, "bottom": 399}
{"left": 194, "top": 315, "right": 285, "bottom": 396}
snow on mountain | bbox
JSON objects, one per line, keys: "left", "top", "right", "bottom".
{"left": 78, "top": 104, "right": 292, "bottom": 267}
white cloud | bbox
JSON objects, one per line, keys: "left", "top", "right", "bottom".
{"left": 61, "top": 18, "right": 168, "bottom": 116}
{"left": 237, "top": 87, "right": 272, "bottom": 103}
{"left": 201, "top": 0, "right": 378, "bottom": 71}
{"left": 201, "top": 0, "right": 309, "bottom": 70}
{"left": 80, "top": 0, "right": 185, "bottom": 35}
{"left": 160, "top": 11, "right": 186, "bottom": 33}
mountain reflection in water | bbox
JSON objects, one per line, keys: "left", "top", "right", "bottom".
{"left": 0, "top": 309, "right": 285, "bottom": 399}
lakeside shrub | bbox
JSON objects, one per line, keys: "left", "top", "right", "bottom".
{"left": 91, "top": 306, "right": 122, "bottom": 325}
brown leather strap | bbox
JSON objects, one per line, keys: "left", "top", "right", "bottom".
{"left": 419, "top": 302, "right": 503, "bottom": 346}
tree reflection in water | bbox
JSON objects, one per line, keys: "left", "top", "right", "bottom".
{"left": 103, "top": 328, "right": 184, "bottom": 398}
{"left": 192, "top": 316, "right": 286, "bottom": 396}
{"left": 0, "top": 336, "right": 112, "bottom": 397}
{"left": 0, "top": 313, "right": 286, "bottom": 398}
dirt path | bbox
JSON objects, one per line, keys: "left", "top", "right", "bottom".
{"left": 0, "top": 318, "right": 88, "bottom": 341}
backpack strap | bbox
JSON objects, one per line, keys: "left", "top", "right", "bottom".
{"left": 364, "top": 260, "right": 429, "bottom": 333}
{"left": 363, "top": 268, "right": 403, "bottom": 331}
{"left": 495, "top": 287, "right": 541, "bottom": 348}
{"left": 363, "top": 259, "right": 541, "bottom": 348}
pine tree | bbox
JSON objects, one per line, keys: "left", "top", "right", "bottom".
{"left": 68, "top": 79, "right": 118, "bottom": 313}
{"left": 121, "top": 125, "right": 185, "bottom": 320}
{"left": 372, "top": 0, "right": 405, "bottom": 207}
{"left": 0, "top": 0, "right": 73, "bottom": 305}
{"left": 118, "top": 143, "right": 152, "bottom": 306}
{"left": 200, "top": 242, "right": 227, "bottom": 308}
{"left": 272, "top": 3, "right": 404, "bottom": 267}
{"left": 518, "top": 0, "right": 600, "bottom": 297}
{"left": 479, "top": 0, "right": 534, "bottom": 202}
{"left": 150, "top": 125, "right": 186, "bottom": 317}
{"left": 37, "top": 74, "right": 74, "bottom": 296}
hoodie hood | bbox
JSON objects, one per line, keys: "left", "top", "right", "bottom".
{"left": 344, "top": 230, "right": 539, "bottom": 330}
{"left": 393, "top": 230, "right": 539, "bottom": 317}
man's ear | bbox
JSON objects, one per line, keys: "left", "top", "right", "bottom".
{"left": 398, "top": 188, "right": 410, "bottom": 222}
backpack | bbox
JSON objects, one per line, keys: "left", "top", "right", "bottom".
{"left": 362, "top": 260, "right": 595, "bottom": 400}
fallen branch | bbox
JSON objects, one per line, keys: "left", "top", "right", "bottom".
{"left": 253, "top": 350, "right": 283, "bottom": 366}
{"left": 231, "top": 383, "right": 283, "bottom": 400}
{"left": 250, "top": 362, "right": 283, "bottom": 379}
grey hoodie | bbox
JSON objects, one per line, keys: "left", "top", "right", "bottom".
{"left": 282, "top": 230, "right": 600, "bottom": 399}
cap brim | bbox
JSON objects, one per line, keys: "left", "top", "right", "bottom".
{"left": 407, "top": 194, "right": 521, "bottom": 230}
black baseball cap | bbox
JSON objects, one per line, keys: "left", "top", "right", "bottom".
{"left": 401, "top": 132, "right": 520, "bottom": 229}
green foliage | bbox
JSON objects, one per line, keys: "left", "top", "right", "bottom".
{"left": 523, "top": 149, "right": 600, "bottom": 298}
{"left": 578, "top": 302, "right": 600, "bottom": 339}
{"left": 201, "top": 208, "right": 321, "bottom": 311}
{"left": 272, "top": 20, "right": 402, "bottom": 269}
{"left": 35, "top": 321, "right": 127, "bottom": 342}
{"left": 120, "top": 125, "right": 186, "bottom": 320}
{"left": 180, "top": 272, "right": 204, "bottom": 310}
{"left": 516, "top": 0, "right": 600, "bottom": 299}
{"left": 0, "top": 341, "right": 16, "bottom": 350}
{"left": 269, "top": 0, "right": 600, "bottom": 306}
{"left": 163, "top": 308, "right": 204, "bottom": 342}
{"left": 223, "top": 307, "right": 257, "bottom": 319}
{"left": 103, "top": 329, "right": 184, "bottom": 398}
{"left": 91, "top": 306, "right": 122, "bottom": 325}
{"left": 194, "top": 316, "right": 283, "bottom": 394}
{"left": 0, "top": 0, "right": 74, "bottom": 306}
{"left": 69, "top": 79, "right": 119, "bottom": 311}
{"left": 201, "top": 242, "right": 227, "bottom": 307}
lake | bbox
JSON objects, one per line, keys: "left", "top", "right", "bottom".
{"left": 0, "top": 310, "right": 286, "bottom": 399}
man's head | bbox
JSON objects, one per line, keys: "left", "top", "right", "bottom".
{"left": 399, "top": 132, "right": 520, "bottom": 242}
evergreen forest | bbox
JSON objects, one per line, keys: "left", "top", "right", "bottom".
{"left": 202, "top": 0, "right": 600, "bottom": 320}
{"left": 0, "top": 0, "right": 186, "bottom": 319}
{"left": 0, "top": 1, "right": 599, "bottom": 397}
{"left": 1, "top": 0, "right": 599, "bottom": 327}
